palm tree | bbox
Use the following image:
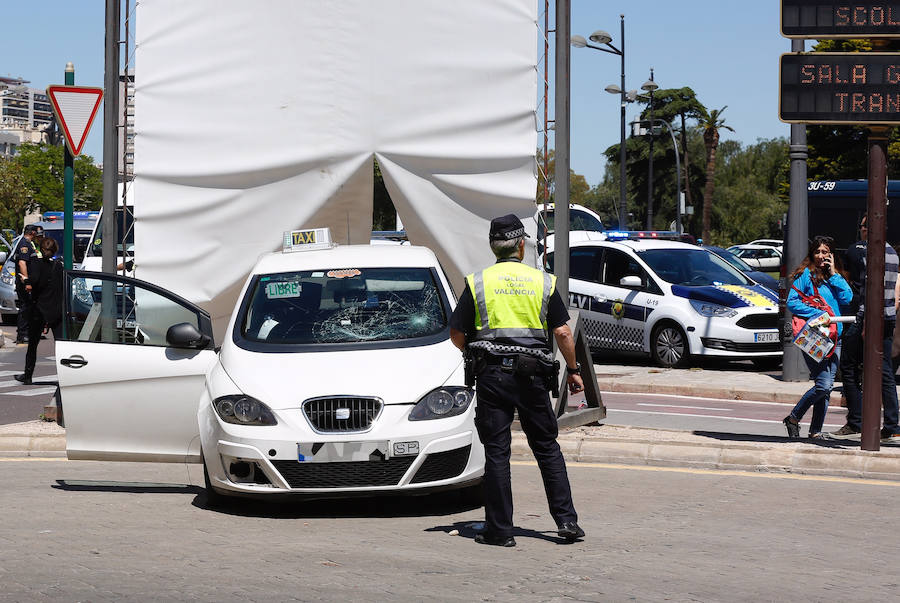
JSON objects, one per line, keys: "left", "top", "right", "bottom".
{"left": 698, "top": 106, "right": 734, "bottom": 243}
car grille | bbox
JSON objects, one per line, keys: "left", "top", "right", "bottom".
{"left": 271, "top": 458, "right": 415, "bottom": 488}
{"left": 411, "top": 445, "right": 471, "bottom": 484}
{"left": 701, "top": 338, "right": 782, "bottom": 353}
{"left": 302, "top": 396, "right": 383, "bottom": 433}
{"left": 736, "top": 314, "right": 778, "bottom": 329}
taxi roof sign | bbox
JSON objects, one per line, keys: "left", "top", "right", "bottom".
{"left": 282, "top": 228, "right": 334, "bottom": 253}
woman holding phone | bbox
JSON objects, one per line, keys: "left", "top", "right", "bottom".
{"left": 783, "top": 236, "right": 853, "bottom": 439}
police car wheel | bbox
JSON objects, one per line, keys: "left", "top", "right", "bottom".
{"left": 651, "top": 322, "right": 689, "bottom": 368}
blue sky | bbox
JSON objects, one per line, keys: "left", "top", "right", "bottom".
{"left": 5, "top": 1, "right": 789, "bottom": 186}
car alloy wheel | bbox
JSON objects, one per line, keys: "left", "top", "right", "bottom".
{"left": 652, "top": 323, "right": 689, "bottom": 368}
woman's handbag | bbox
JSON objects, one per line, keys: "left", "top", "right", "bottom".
{"left": 790, "top": 280, "right": 838, "bottom": 357}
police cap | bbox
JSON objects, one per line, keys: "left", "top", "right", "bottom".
{"left": 23, "top": 224, "right": 43, "bottom": 236}
{"left": 489, "top": 214, "right": 530, "bottom": 241}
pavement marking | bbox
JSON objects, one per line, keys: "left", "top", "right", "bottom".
{"left": 512, "top": 460, "right": 900, "bottom": 487}
{"left": 610, "top": 408, "right": 844, "bottom": 427}
{"left": 0, "top": 457, "right": 66, "bottom": 462}
{"left": 0, "top": 378, "right": 57, "bottom": 389}
{"left": 637, "top": 403, "right": 734, "bottom": 412}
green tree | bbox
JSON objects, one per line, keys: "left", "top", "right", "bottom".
{"left": 372, "top": 159, "right": 397, "bottom": 231}
{"left": 535, "top": 148, "right": 591, "bottom": 206}
{"left": 0, "top": 159, "right": 33, "bottom": 233}
{"left": 698, "top": 106, "right": 734, "bottom": 242}
{"left": 12, "top": 143, "right": 103, "bottom": 213}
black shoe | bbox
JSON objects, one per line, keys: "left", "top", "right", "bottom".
{"left": 14, "top": 374, "right": 32, "bottom": 385}
{"left": 783, "top": 415, "right": 800, "bottom": 439}
{"left": 14, "top": 337, "right": 26, "bottom": 344}
{"left": 474, "top": 533, "right": 516, "bottom": 547}
{"left": 558, "top": 522, "right": 585, "bottom": 542}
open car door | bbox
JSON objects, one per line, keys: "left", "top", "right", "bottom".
{"left": 57, "top": 271, "right": 218, "bottom": 463}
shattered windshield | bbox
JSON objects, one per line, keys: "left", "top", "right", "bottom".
{"left": 239, "top": 267, "right": 448, "bottom": 346}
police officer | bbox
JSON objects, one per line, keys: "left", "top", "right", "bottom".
{"left": 13, "top": 224, "right": 43, "bottom": 345}
{"left": 449, "top": 214, "right": 585, "bottom": 547}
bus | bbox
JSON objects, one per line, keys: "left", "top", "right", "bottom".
{"left": 806, "top": 180, "right": 900, "bottom": 254}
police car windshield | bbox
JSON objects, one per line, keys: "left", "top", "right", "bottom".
{"left": 638, "top": 248, "right": 752, "bottom": 286}
{"left": 239, "top": 267, "right": 448, "bottom": 345}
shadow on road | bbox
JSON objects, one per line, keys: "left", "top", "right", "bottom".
{"left": 190, "top": 484, "right": 484, "bottom": 519}
{"left": 425, "top": 520, "right": 580, "bottom": 545}
{"left": 53, "top": 479, "right": 202, "bottom": 494}
{"left": 689, "top": 430, "right": 886, "bottom": 449}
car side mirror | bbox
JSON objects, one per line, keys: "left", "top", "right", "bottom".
{"left": 619, "top": 275, "right": 642, "bottom": 288}
{"left": 166, "top": 322, "right": 211, "bottom": 349}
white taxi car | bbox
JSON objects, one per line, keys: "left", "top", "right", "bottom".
{"left": 548, "top": 234, "right": 781, "bottom": 368}
{"left": 58, "top": 229, "right": 484, "bottom": 501}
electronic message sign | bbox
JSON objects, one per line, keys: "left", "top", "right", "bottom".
{"left": 782, "top": 1, "right": 900, "bottom": 38}
{"left": 780, "top": 53, "right": 900, "bottom": 123}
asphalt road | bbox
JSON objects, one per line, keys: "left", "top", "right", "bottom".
{"left": 2, "top": 458, "right": 898, "bottom": 601}
{"left": 0, "top": 336, "right": 58, "bottom": 424}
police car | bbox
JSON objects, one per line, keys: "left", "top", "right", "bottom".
{"left": 58, "top": 228, "right": 484, "bottom": 501}
{"left": 547, "top": 232, "right": 781, "bottom": 368}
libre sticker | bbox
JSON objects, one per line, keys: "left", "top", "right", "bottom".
{"left": 327, "top": 268, "right": 362, "bottom": 279}
{"left": 265, "top": 281, "right": 301, "bottom": 299}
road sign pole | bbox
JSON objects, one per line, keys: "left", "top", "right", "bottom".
{"left": 862, "top": 126, "right": 889, "bottom": 451}
{"left": 63, "top": 63, "right": 75, "bottom": 270}
{"left": 783, "top": 38, "right": 809, "bottom": 382}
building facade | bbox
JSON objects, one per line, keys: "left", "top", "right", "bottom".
{"left": 0, "top": 76, "right": 52, "bottom": 157}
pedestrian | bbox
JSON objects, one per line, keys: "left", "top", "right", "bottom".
{"left": 828, "top": 214, "right": 900, "bottom": 442}
{"left": 783, "top": 235, "right": 853, "bottom": 439}
{"left": 449, "top": 213, "right": 585, "bottom": 547}
{"left": 12, "top": 224, "right": 43, "bottom": 344}
{"left": 15, "top": 238, "right": 63, "bottom": 385}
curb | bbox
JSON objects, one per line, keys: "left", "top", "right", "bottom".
{"left": 0, "top": 432, "right": 66, "bottom": 455}
{"left": 512, "top": 426, "right": 900, "bottom": 482}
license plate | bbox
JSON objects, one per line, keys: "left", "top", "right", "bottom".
{"left": 297, "top": 441, "right": 389, "bottom": 462}
{"left": 392, "top": 441, "right": 419, "bottom": 456}
{"left": 755, "top": 332, "right": 779, "bottom": 343}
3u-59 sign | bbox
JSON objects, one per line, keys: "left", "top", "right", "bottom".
{"left": 780, "top": 53, "right": 900, "bottom": 124}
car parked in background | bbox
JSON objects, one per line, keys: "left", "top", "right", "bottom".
{"left": 546, "top": 234, "right": 781, "bottom": 369}
{"left": 702, "top": 246, "right": 778, "bottom": 292}
{"left": 748, "top": 238, "right": 783, "bottom": 251}
{"left": 728, "top": 244, "right": 783, "bottom": 271}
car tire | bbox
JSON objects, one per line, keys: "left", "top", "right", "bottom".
{"left": 202, "top": 451, "right": 228, "bottom": 507}
{"left": 650, "top": 322, "right": 690, "bottom": 368}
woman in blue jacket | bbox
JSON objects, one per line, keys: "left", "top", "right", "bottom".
{"left": 784, "top": 235, "right": 853, "bottom": 439}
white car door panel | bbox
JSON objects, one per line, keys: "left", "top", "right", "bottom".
{"left": 59, "top": 271, "right": 217, "bottom": 463}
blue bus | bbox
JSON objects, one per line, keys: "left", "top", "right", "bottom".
{"left": 806, "top": 180, "right": 900, "bottom": 254}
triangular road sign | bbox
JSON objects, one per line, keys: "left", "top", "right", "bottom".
{"left": 46, "top": 85, "right": 104, "bottom": 156}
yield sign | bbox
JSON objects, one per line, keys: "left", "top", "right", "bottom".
{"left": 46, "top": 85, "right": 104, "bottom": 156}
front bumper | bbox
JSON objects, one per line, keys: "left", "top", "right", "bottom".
{"left": 0, "top": 282, "right": 17, "bottom": 315}
{"left": 688, "top": 313, "right": 782, "bottom": 358}
{"left": 199, "top": 397, "right": 484, "bottom": 497}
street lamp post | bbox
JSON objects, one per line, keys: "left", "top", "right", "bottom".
{"left": 634, "top": 118, "right": 681, "bottom": 235}
{"left": 572, "top": 14, "right": 627, "bottom": 229}
{"left": 641, "top": 69, "right": 659, "bottom": 230}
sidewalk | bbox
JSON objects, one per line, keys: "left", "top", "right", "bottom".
{"left": 4, "top": 363, "right": 896, "bottom": 481}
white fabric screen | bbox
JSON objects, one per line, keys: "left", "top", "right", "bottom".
{"left": 134, "top": 0, "right": 539, "bottom": 336}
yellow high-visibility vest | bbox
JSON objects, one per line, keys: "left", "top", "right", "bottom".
{"left": 466, "top": 260, "right": 555, "bottom": 341}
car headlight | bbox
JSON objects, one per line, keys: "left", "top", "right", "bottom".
{"left": 689, "top": 299, "right": 738, "bottom": 318}
{"left": 409, "top": 387, "right": 473, "bottom": 421}
{"left": 72, "top": 278, "right": 93, "bottom": 305}
{"left": 0, "top": 266, "right": 13, "bottom": 286}
{"left": 213, "top": 395, "right": 278, "bottom": 426}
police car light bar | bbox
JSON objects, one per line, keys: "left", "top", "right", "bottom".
{"left": 605, "top": 230, "right": 681, "bottom": 241}
{"left": 282, "top": 228, "right": 334, "bottom": 253}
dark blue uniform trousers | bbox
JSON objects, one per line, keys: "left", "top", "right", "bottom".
{"left": 474, "top": 366, "right": 577, "bottom": 538}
